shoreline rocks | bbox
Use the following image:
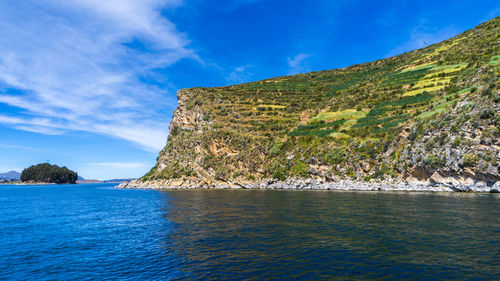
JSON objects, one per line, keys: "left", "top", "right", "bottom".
{"left": 0, "top": 181, "right": 60, "bottom": 185}
{"left": 117, "top": 177, "right": 499, "bottom": 193}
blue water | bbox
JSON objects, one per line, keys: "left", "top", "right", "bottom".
{"left": 0, "top": 184, "right": 499, "bottom": 280}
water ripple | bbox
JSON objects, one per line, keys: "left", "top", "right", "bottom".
{"left": 0, "top": 185, "right": 499, "bottom": 280}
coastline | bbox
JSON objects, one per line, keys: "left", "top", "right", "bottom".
{"left": 0, "top": 182, "right": 76, "bottom": 185}
{"left": 0, "top": 182, "right": 56, "bottom": 185}
{"left": 117, "top": 178, "right": 500, "bottom": 193}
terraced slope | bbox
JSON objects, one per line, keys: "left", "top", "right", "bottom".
{"left": 141, "top": 16, "right": 500, "bottom": 189}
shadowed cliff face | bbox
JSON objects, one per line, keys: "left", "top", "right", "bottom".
{"left": 142, "top": 16, "right": 500, "bottom": 188}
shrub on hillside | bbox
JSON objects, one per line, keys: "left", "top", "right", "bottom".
{"left": 423, "top": 154, "right": 445, "bottom": 168}
{"left": 462, "top": 154, "right": 479, "bottom": 167}
{"left": 324, "top": 149, "right": 343, "bottom": 165}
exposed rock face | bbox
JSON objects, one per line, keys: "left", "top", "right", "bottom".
{"left": 128, "top": 17, "right": 499, "bottom": 192}
{"left": 388, "top": 101, "right": 500, "bottom": 189}
{"left": 152, "top": 89, "right": 211, "bottom": 179}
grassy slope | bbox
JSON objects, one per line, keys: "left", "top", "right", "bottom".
{"left": 144, "top": 16, "right": 500, "bottom": 184}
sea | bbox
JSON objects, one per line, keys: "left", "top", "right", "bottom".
{"left": 0, "top": 183, "right": 498, "bottom": 280}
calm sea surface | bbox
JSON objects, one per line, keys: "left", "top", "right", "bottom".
{"left": 0, "top": 183, "right": 499, "bottom": 280}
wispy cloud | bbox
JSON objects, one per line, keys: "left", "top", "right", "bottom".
{"left": 483, "top": 8, "right": 500, "bottom": 23}
{"left": 0, "top": 0, "right": 196, "bottom": 152}
{"left": 287, "top": 53, "right": 311, "bottom": 75}
{"left": 0, "top": 143, "right": 56, "bottom": 153}
{"left": 95, "top": 162, "right": 148, "bottom": 169}
{"left": 386, "top": 20, "right": 460, "bottom": 57}
{"left": 226, "top": 65, "right": 253, "bottom": 84}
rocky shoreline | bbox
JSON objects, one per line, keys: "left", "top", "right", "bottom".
{"left": 117, "top": 177, "right": 499, "bottom": 193}
{"left": 0, "top": 182, "right": 58, "bottom": 185}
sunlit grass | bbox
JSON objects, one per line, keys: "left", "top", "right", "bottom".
{"left": 401, "top": 63, "right": 436, "bottom": 73}
{"left": 435, "top": 99, "right": 457, "bottom": 109}
{"left": 329, "top": 132, "right": 351, "bottom": 139}
{"left": 403, "top": 85, "right": 446, "bottom": 97}
{"left": 488, "top": 56, "right": 499, "bottom": 66}
{"left": 431, "top": 62, "right": 468, "bottom": 71}
{"left": 257, "top": 104, "right": 286, "bottom": 109}
{"left": 428, "top": 37, "right": 464, "bottom": 56}
{"left": 310, "top": 109, "right": 368, "bottom": 122}
{"left": 414, "top": 77, "right": 451, "bottom": 88}
{"left": 416, "top": 108, "right": 447, "bottom": 119}
{"left": 427, "top": 63, "right": 468, "bottom": 76}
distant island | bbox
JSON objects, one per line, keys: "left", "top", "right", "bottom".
{"left": 0, "top": 171, "right": 20, "bottom": 184}
{"left": 20, "top": 163, "right": 78, "bottom": 184}
{"left": 1, "top": 169, "right": 135, "bottom": 185}
{"left": 77, "top": 178, "right": 137, "bottom": 184}
{"left": 0, "top": 170, "right": 20, "bottom": 180}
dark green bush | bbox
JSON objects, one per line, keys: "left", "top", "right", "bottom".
{"left": 290, "top": 161, "right": 309, "bottom": 177}
{"left": 423, "top": 154, "right": 445, "bottom": 168}
{"left": 324, "top": 149, "right": 343, "bottom": 164}
{"left": 479, "top": 107, "right": 495, "bottom": 119}
{"left": 272, "top": 170, "right": 286, "bottom": 181}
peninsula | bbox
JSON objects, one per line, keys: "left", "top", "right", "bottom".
{"left": 120, "top": 16, "right": 499, "bottom": 192}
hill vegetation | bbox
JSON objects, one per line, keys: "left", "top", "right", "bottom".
{"left": 21, "top": 163, "right": 78, "bottom": 184}
{"left": 140, "top": 16, "right": 500, "bottom": 189}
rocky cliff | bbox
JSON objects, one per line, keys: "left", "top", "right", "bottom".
{"left": 120, "top": 16, "right": 500, "bottom": 192}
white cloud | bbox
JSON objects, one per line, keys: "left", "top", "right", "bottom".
{"left": 287, "top": 53, "right": 311, "bottom": 75}
{"left": 0, "top": 1, "right": 196, "bottom": 152}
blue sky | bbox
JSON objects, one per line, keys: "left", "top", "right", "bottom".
{"left": 0, "top": 0, "right": 498, "bottom": 179}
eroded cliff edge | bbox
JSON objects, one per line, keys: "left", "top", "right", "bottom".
{"left": 119, "top": 17, "right": 500, "bottom": 192}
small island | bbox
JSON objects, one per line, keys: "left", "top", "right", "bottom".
{"left": 20, "top": 163, "right": 78, "bottom": 184}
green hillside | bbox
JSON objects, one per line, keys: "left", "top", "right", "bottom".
{"left": 142, "top": 16, "right": 499, "bottom": 188}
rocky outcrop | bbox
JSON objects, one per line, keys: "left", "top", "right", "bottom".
{"left": 128, "top": 17, "right": 499, "bottom": 192}
{"left": 127, "top": 87, "right": 498, "bottom": 192}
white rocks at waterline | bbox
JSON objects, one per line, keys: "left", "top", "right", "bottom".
{"left": 117, "top": 177, "right": 499, "bottom": 193}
